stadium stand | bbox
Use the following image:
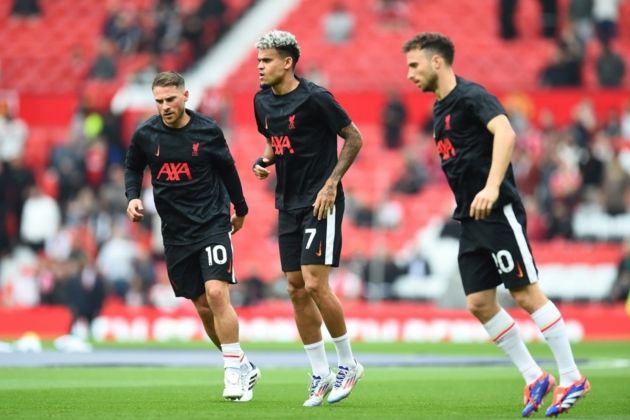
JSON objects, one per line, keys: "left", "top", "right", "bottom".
{"left": 1, "top": 0, "right": 630, "bottom": 314}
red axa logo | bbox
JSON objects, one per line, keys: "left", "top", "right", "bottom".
{"left": 288, "top": 114, "right": 296, "bottom": 129}
{"left": 156, "top": 162, "right": 192, "bottom": 181}
{"left": 436, "top": 137, "right": 456, "bottom": 161}
{"left": 445, "top": 114, "right": 452, "bottom": 130}
{"left": 192, "top": 142, "right": 199, "bottom": 156}
{"left": 271, "top": 135, "right": 295, "bottom": 155}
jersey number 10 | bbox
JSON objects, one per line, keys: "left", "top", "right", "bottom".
{"left": 492, "top": 250, "right": 515, "bottom": 274}
{"left": 205, "top": 245, "right": 228, "bottom": 266}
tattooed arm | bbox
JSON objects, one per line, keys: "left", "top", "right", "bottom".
{"left": 313, "top": 122, "right": 363, "bottom": 220}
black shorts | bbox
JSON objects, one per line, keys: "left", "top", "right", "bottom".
{"left": 163, "top": 232, "right": 236, "bottom": 299}
{"left": 277, "top": 201, "right": 344, "bottom": 272}
{"left": 458, "top": 202, "right": 539, "bottom": 295}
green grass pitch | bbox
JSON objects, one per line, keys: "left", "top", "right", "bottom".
{"left": 1, "top": 341, "right": 629, "bottom": 419}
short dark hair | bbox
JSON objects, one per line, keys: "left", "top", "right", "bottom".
{"left": 152, "top": 71, "right": 185, "bottom": 90}
{"left": 402, "top": 32, "right": 455, "bottom": 66}
{"left": 276, "top": 44, "right": 300, "bottom": 68}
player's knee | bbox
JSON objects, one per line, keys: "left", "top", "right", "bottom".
{"left": 510, "top": 287, "right": 542, "bottom": 312}
{"left": 205, "top": 285, "right": 226, "bottom": 308}
{"left": 287, "top": 282, "right": 308, "bottom": 300}
{"left": 466, "top": 298, "right": 494, "bottom": 319}
{"left": 195, "top": 304, "right": 211, "bottom": 317}
{"left": 304, "top": 278, "right": 328, "bottom": 298}
{"left": 510, "top": 289, "right": 527, "bottom": 307}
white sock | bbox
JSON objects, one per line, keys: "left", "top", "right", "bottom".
{"left": 484, "top": 308, "right": 542, "bottom": 384}
{"left": 332, "top": 333, "right": 357, "bottom": 368}
{"left": 304, "top": 340, "right": 331, "bottom": 377}
{"left": 221, "top": 342, "right": 243, "bottom": 369}
{"left": 531, "top": 300, "right": 581, "bottom": 386}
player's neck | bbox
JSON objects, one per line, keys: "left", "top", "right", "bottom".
{"left": 164, "top": 109, "right": 191, "bottom": 129}
{"left": 435, "top": 71, "right": 457, "bottom": 101}
{"left": 271, "top": 75, "right": 300, "bottom": 96}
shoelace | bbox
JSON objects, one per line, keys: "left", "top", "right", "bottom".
{"left": 308, "top": 375, "right": 322, "bottom": 395}
{"left": 334, "top": 366, "right": 349, "bottom": 387}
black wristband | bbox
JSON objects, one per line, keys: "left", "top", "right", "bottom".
{"left": 253, "top": 157, "right": 271, "bottom": 169}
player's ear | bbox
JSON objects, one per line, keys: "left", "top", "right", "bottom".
{"left": 431, "top": 54, "right": 441, "bottom": 70}
{"left": 184, "top": 90, "right": 189, "bottom": 101}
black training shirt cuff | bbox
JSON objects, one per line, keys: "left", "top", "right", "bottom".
{"left": 234, "top": 201, "right": 248, "bottom": 217}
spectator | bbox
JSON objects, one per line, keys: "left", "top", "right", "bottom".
{"left": 374, "top": 0, "right": 410, "bottom": 29}
{"left": 568, "top": 0, "right": 594, "bottom": 43}
{"left": 237, "top": 264, "right": 267, "bottom": 306}
{"left": 540, "top": 0, "right": 559, "bottom": 38}
{"left": 89, "top": 39, "right": 118, "bottom": 80}
{"left": 345, "top": 190, "right": 375, "bottom": 227}
{"left": 610, "top": 240, "right": 630, "bottom": 302}
{"left": 11, "top": 0, "right": 40, "bottom": 17}
{"left": 571, "top": 98, "right": 597, "bottom": 149}
{"left": 602, "top": 109, "right": 622, "bottom": 137}
{"left": 180, "top": 8, "right": 205, "bottom": 60}
{"left": 99, "top": 164, "right": 128, "bottom": 214}
{"left": 374, "top": 194, "right": 403, "bottom": 229}
{"left": 322, "top": 1, "right": 355, "bottom": 44}
{"left": 593, "top": 0, "right": 622, "bottom": 45}
{"left": 0, "top": 166, "right": 9, "bottom": 254}
{"left": 50, "top": 147, "right": 84, "bottom": 209}
{"left": 392, "top": 151, "right": 427, "bottom": 194}
{"left": 362, "top": 246, "right": 405, "bottom": 300}
{"left": 198, "top": 0, "right": 228, "bottom": 43}
{"left": 126, "top": 248, "right": 155, "bottom": 307}
{"left": 382, "top": 90, "right": 407, "bottom": 149}
{"left": 405, "top": 252, "right": 432, "bottom": 280}
{"left": 153, "top": 0, "right": 181, "bottom": 53}
{"left": 20, "top": 185, "right": 61, "bottom": 252}
{"left": 596, "top": 42, "right": 626, "bottom": 88}
{"left": 523, "top": 196, "right": 548, "bottom": 241}
{"left": 578, "top": 143, "right": 605, "bottom": 192}
{"left": 38, "top": 257, "right": 68, "bottom": 305}
{"left": 103, "top": 6, "right": 144, "bottom": 55}
{"left": 499, "top": 0, "right": 558, "bottom": 40}
{"left": 65, "top": 251, "right": 105, "bottom": 338}
{"left": 100, "top": 110, "right": 124, "bottom": 167}
{"left": 499, "top": 0, "right": 519, "bottom": 40}
{"left": 601, "top": 149, "right": 630, "bottom": 215}
{"left": 540, "top": 36, "right": 583, "bottom": 87}
{"left": 545, "top": 200, "right": 574, "bottom": 239}
{"left": 96, "top": 224, "right": 139, "bottom": 299}
{"left": 0, "top": 105, "right": 28, "bottom": 164}
{"left": 621, "top": 102, "right": 630, "bottom": 140}
{"left": 1, "top": 158, "right": 35, "bottom": 250}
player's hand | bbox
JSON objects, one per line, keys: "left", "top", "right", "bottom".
{"left": 127, "top": 199, "right": 145, "bottom": 223}
{"left": 469, "top": 185, "right": 499, "bottom": 220}
{"left": 313, "top": 179, "right": 337, "bottom": 220}
{"left": 253, "top": 157, "right": 271, "bottom": 180}
{"left": 231, "top": 214, "right": 245, "bottom": 234}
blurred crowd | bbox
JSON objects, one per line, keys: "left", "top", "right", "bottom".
{"left": 536, "top": 0, "right": 626, "bottom": 88}
{"left": 1, "top": 0, "right": 630, "bottom": 333}
{"left": 89, "top": 0, "right": 237, "bottom": 82}
{"left": 2, "top": 89, "right": 630, "bottom": 315}
{"left": 8, "top": 0, "right": 255, "bottom": 94}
